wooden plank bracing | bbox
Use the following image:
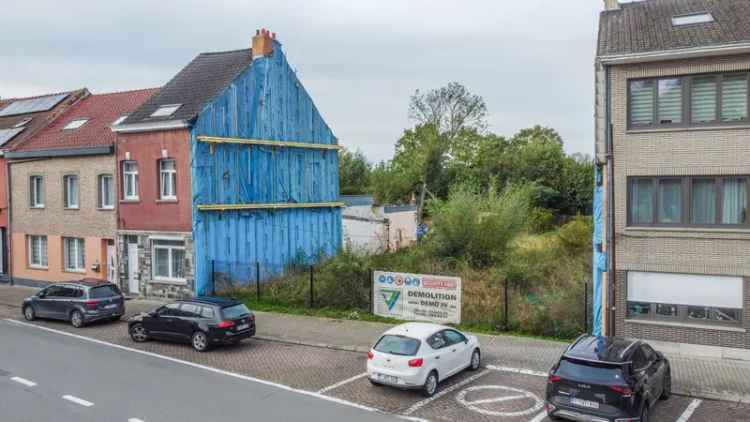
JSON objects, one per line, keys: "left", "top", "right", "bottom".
{"left": 196, "top": 135, "right": 342, "bottom": 151}
{"left": 197, "top": 201, "right": 346, "bottom": 211}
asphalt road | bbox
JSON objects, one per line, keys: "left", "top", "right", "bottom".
{"left": 0, "top": 320, "right": 399, "bottom": 422}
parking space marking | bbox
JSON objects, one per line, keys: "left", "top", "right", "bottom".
{"left": 128, "top": 418, "right": 146, "bottom": 422}
{"left": 62, "top": 395, "right": 94, "bottom": 407}
{"left": 528, "top": 411, "right": 547, "bottom": 422}
{"left": 10, "top": 377, "right": 36, "bottom": 387}
{"left": 486, "top": 364, "right": 547, "bottom": 378}
{"left": 402, "top": 369, "right": 490, "bottom": 416}
{"left": 456, "top": 385, "right": 544, "bottom": 417}
{"left": 676, "top": 399, "right": 702, "bottom": 422}
{"left": 317, "top": 372, "right": 368, "bottom": 394}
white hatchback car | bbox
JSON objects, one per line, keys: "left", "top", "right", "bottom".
{"left": 367, "top": 322, "right": 481, "bottom": 397}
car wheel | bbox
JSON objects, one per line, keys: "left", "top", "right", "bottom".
{"left": 23, "top": 305, "right": 35, "bottom": 321}
{"left": 369, "top": 379, "right": 382, "bottom": 387}
{"left": 641, "top": 404, "right": 650, "bottom": 422}
{"left": 129, "top": 323, "right": 149, "bottom": 343}
{"left": 469, "top": 349, "right": 481, "bottom": 371}
{"left": 422, "top": 371, "right": 439, "bottom": 398}
{"left": 70, "top": 310, "right": 85, "bottom": 328}
{"left": 661, "top": 369, "right": 672, "bottom": 400}
{"left": 191, "top": 331, "right": 210, "bottom": 352}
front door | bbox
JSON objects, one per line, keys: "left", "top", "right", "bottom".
{"left": 127, "top": 242, "right": 139, "bottom": 295}
{"left": 106, "top": 241, "right": 116, "bottom": 283}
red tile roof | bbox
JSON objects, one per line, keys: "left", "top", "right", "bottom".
{"left": 12, "top": 88, "right": 159, "bottom": 153}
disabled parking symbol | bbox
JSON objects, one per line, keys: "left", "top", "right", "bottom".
{"left": 456, "top": 385, "right": 544, "bottom": 417}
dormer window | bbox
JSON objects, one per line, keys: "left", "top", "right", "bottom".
{"left": 13, "top": 117, "right": 32, "bottom": 128}
{"left": 63, "top": 118, "right": 89, "bottom": 130}
{"left": 150, "top": 104, "right": 182, "bottom": 118}
{"left": 112, "top": 115, "right": 128, "bottom": 126}
{"left": 672, "top": 12, "right": 714, "bottom": 27}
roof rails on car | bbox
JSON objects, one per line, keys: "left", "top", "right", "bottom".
{"left": 619, "top": 339, "right": 640, "bottom": 359}
{"left": 566, "top": 333, "right": 590, "bottom": 352}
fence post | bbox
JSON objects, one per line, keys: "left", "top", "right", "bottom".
{"left": 210, "top": 260, "right": 215, "bottom": 295}
{"left": 584, "top": 282, "right": 588, "bottom": 334}
{"left": 369, "top": 268, "right": 374, "bottom": 314}
{"left": 504, "top": 279, "right": 509, "bottom": 331}
{"left": 256, "top": 262, "right": 261, "bottom": 302}
{"left": 309, "top": 265, "right": 315, "bottom": 308}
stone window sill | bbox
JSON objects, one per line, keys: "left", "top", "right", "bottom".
{"left": 151, "top": 278, "right": 187, "bottom": 286}
{"left": 624, "top": 226, "right": 750, "bottom": 234}
{"left": 626, "top": 124, "right": 750, "bottom": 135}
{"left": 625, "top": 318, "right": 746, "bottom": 333}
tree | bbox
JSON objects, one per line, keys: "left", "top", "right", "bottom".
{"left": 339, "top": 149, "right": 372, "bottom": 195}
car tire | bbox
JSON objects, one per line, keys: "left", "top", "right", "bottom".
{"left": 22, "top": 305, "right": 35, "bottom": 321}
{"left": 369, "top": 379, "right": 382, "bottom": 387}
{"left": 422, "top": 370, "right": 439, "bottom": 398}
{"left": 641, "top": 404, "right": 650, "bottom": 422}
{"left": 191, "top": 331, "right": 210, "bottom": 352}
{"left": 469, "top": 348, "right": 481, "bottom": 371}
{"left": 660, "top": 369, "right": 672, "bottom": 400}
{"left": 70, "top": 310, "right": 85, "bottom": 328}
{"left": 129, "top": 323, "right": 149, "bottom": 343}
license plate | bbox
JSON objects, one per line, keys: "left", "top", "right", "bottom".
{"left": 377, "top": 374, "right": 399, "bottom": 384}
{"left": 571, "top": 398, "right": 600, "bottom": 409}
{"left": 237, "top": 323, "right": 250, "bottom": 331}
{"left": 104, "top": 304, "right": 118, "bottom": 309}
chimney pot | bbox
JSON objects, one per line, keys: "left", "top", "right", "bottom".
{"left": 252, "top": 28, "right": 275, "bottom": 59}
{"left": 603, "top": 0, "right": 620, "bottom": 10}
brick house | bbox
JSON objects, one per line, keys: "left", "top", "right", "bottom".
{"left": 596, "top": 0, "right": 750, "bottom": 358}
{"left": 114, "top": 30, "right": 341, "bottom": 299}
{"left": 6, "top": 89, "right": 157, "bottom": 287}
{"left": 0, "top": 90, "right": 87, "bottom": 281}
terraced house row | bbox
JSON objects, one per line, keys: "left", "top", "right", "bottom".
{"left": 0, "top": 29, "right": 342, "bottom": 299}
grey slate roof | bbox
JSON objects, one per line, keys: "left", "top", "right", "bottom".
{"left": 122, "top": 48, "right": 252, "bottom": 125}
{"left": 598, "top": 0, "right": 750, "bottom": 57}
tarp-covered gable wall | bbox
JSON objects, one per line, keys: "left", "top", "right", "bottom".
{"left": 191, "top": 42, "right": 341, "bottom": 295}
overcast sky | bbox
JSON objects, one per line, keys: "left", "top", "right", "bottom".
{"left": 1, "top": 0, "right": 603, "bottom": 162}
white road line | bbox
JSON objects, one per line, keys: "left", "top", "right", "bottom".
{"left": 2, "top": 319, "right": 383, "bottom": 417}
{"left": 128, "top": 418, "right": 146, "bottom": 422}
{"left": 402, "top": 369, "right": 490, "bottom": 416}
{"left": 486, "top": 364, "right": 548, "bottom": 378}
{"left": 528, "top": 411, "right": 548, "bottom": 422}
{"left": 676, "top": 399, "right": 702, "bottom": 422}
{"left": 317, "top": 372, "right": 368, "bottom": 394}
{"left": 466, "top": 394, "right": 527, "bottom": 405}
{"left": 10, "top": 377, "right": 36, "bottom": 387}
{"left": 62, "top": 395, "right": 94, "bottom": 407}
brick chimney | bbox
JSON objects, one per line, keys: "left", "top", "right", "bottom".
{"left": 603, "top": 0, "right": 620, "bottom": 10}
{"left": 252, "top": 28, "right": 275, "bottom": 59}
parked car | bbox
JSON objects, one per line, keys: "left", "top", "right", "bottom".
{"left": 546, "top": 335, "right": 671, "bottom": 422}
{"left": 128, "top": 297, "right": 255, "bottom": 352}
{"left": 22, "top": 280, "right": 125, "bottom": 328}
{"left": 367, "top": 322, "right": 481, "bottom": 397}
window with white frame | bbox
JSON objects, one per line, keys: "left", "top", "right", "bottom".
{"left": 29, "top": 176, "right": 44, "bottom": 208}
{"left": 28, "top": 235, "right": 48, "bottom": 268}
{"left": 63, "top": 175, "right": 79, "bottom": 209}
{"left": 122, "top": 161, "right": 139, "bottom": 200}
{"left": 152, "top": 239, "right": 185, "bottom": 282}
{"left": 159, "top": 159, "right": 177, "bottom": 200}
{"left": 63, "top": 237, "right": 85, "bottom": 272}
{"left": 98, "top": 174, "right": 114, "bottom": 209}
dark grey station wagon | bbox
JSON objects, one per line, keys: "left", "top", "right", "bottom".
{"left": 22, "top": 280, "right": 125, "bottom": 328}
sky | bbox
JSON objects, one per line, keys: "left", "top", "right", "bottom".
{"left": 1, "top": 0, "right": 604, "bottom": 162}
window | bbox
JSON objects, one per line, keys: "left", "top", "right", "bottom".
{"left": 672, "top": 12, "right": 714, "bottom": 26}
{"left": 373, "top": 335, "right": 421, "bottom": 356}
{"left": 180, "top": 303, "right": 201, "bottom": 318}
{"left": 427, "top": 332, "right": 448, "bottom": 349}
{"left": 98, "top": 174, "right": 114, "bottom": 209}
{"left": 63, "top": 118, "right": 88, "bottom": 130}
{"left": 150, "top": 104, "right": 181, "bottom": 118}
{"left": 89, "top": 285, "right": 120, "bottom": 299}
{"left": 627, "top": 271, "right": 743, "bottom": 327}
{"left": 28, "top": 235, "right": 48, "bottom": 268}
{"left": 200, "top": 306, "right": 216, "bottom": 319}
{"left": 152, "top": 239, "right": 185, "bottom": 282}
{"left": 629, "top": 176, "right": 749, "bottom": 227}
{"left": 63, "top": 237, "right": 85, "bottom": 272}
{"left": 159, "top": 159, "right": 177, "bottom": 200}
{"left": 63, "top": 175, "right": 79, "bottom": 209}
{"left": 221, "top": 304, "right": 251, "bottom": 320}
{"left": 628, "top": 72, "right": 750, "bottom": 128}
{"left": 29, "top": 176, "right": 44, "bottom": 208}
{"left": 157, "top": 303, "right": 183, "bottom": 317}
{"left": 443, "top": 330, "right": 467, "bottom": 345}
{"left": 122, "top": 161, "right": 139, "bottom": 200}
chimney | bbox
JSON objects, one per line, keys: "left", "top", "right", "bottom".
{"left": 603, "top": 0, "right": 620, "bottom": 10}
{"left": 252, "top": 28, "right": 275, "bottom": 59}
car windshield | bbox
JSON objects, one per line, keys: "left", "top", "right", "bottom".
{"left": 557, "top": 358, "right": 624, "bottom": 384}
{"left": 221, "top": 304, "right": 251, "bottom": 319}
{"left": 374, "top": 335, "right": 421, "bottom": 356}
{"left": 89, "top": 285, "right": 121, "bottom": 299}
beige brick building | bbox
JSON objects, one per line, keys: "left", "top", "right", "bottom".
{"left": 597, "top": 0, "right": 750, "bottom": 358}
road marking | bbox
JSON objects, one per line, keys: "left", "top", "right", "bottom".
{"left": 402, "top": 369, "right": 489, "bottom": 416}
{"left": 128, "top": 418, "right": 146, "bottom": 422}
{"left": 676, "top": 399, "right": 702, "bottom": 422}
{"left": 62, "top": 395, "right": 94, "bottom": 407}
{"left": 10, "top": 377, "right": 36, "bottom": 387}
{"left": 528, "top": 411, "right": 548, "bottom": 422}
{"left": 317, "top": 372, "right": 368, "bottom": 394}
{"left": 486, "top": 364, "right": 547, "bottom": 378}
{"left": 2, "top": 319, "right": 394, "bottom": 418}
{"left": 456, "top": 385, "right": 544, "bottom": 417}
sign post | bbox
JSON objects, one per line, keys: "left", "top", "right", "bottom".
{"left": 372, "top": 270, "right": 462, "bottom": 324}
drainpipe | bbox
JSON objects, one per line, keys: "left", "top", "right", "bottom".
{"left": 604, "top": 64, "right": 616, "bottom": 337}
{"left": 5, "top": 157, "right": 12, "bottom": 285}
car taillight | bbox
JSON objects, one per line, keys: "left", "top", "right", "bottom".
{"left": 408, "top": 358, "right": 423, "bottom": 367}
{"left": 367, "top": 351, "right": 374, "bottom": 360}
{"left": 610, "top": 385, "right": 634, "bottom": 397}
{"left": 84, "top": 300, "right": 100, "bottom": 309}
{"left": 216, "top": 320, "right": 235, "bottom": 329}
{"left": 547, "top": 374, "right": 561, "bottom": 384}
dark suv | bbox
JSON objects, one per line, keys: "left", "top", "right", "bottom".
{"left": 128, "top": 297, "right": 255, "bottom": 352}
{"left": 546, "top": 335, "right": 671, "bottom": 422}
{"left": 22, "top": 281, "right": 125, "bottom": 328}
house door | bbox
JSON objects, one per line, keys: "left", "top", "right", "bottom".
{"left": 106, "top": 241, "right": 116, "bottom": 283}
{"left": 127, "top": 242, "right": 139, "bottom": 295}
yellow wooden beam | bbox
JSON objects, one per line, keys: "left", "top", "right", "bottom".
{"left": 197, "top": 202, "right": 346, "bottom": 211}
{"left": 196, "top": 135, "right": 341, "bottom": 151}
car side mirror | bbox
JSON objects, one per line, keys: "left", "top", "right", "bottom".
{"left": 655, "top": 351, "right": 665, "bottom": 361}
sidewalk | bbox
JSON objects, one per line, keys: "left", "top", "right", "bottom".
{"left": 1, "top": 283, "right": 748, "bottom": 403}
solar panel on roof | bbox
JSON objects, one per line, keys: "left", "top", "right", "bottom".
{"left": 0, "top": 93, "right": 69, "bottom": 117}
{"left": 0, "top": 127, "right": 25, "bottom": 147}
